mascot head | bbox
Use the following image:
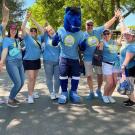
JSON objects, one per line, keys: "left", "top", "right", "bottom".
{"left": 64, "top": 7, "right": 81, "bottom": 33}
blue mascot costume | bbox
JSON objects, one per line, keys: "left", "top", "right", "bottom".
{"left": 52, "top": 7, "right": 86, "bottom": 104}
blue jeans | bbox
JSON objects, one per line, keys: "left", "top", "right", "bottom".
{"left": 43, "top": 60, "right": 60, "bottom": 94}
{"left": 6, "top": 59, "right": 25, "bottom": 100}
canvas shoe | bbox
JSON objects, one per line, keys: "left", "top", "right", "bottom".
{"left": 28, "top": 95, "right": 34, "bottom": 104}
{"left": 124, "top": 100, "right": 135, "bottom": 107}
{"left": 123, "top": 99, "right": 131, "bottom": 104}
{"left": 108, "top": 96, "right": 116, "bottom": 103}
{"left": 95, "top": 89, "right": 103, "bottom": 99}
{"left": 7, "top": 100, "right": 19, "bottom": 108}
{"left": 102, "top": 96, "right": 110, "bottom": 103}
{"left": 50, "top": 92, "right": 56, "bottom": 100}
{"left": 33, "top": 92, "right": 40, "bottom": 99}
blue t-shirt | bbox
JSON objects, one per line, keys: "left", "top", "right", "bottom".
{"left": 103, "top": 39, "right": 119, "bottom": 63}
{"left": 120, "top": 42, "right": 135, "bottom": 69}
{"left": 2, "top": 37, "right": 22, "bottom": 60}
{"left": 0, "top": 24, "right": 3, "bottom": 57}
{"left": 23, "top": 34, "right": 41, "bottom": 60}
{"left": 57, "top": 27, "right": 85, "bottom": 60}
{"left": 83, "top": 26, "right": 104, "bottom": 61}
{"left": 41, "top": 32, "right": 60, "bottom": 62}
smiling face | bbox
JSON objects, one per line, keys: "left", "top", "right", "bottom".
{"left": 123, "top": 33, "right": 135, "bottom": 43}
{"left": 30, "top": 28, "right": 37, "bottom": 38}
{"left": 46, "top": 25, "right": 55, "bottom": 37}
{"left": 103, "top": 30, "right": 112, "bottom": 41}
{"left": 86, "top": 22, "right": 94, "bottom": 32}
{"left": 10, "top": 28, "right": 17, "bottom": 38}
{"left": 9, "top": 24, "right": 18, "bottom": 38}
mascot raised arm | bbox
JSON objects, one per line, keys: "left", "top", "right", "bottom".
{"left": 52, "top": 7, "right": 86, "bottom": 104}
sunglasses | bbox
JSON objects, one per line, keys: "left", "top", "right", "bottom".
{"left": 30, "top": 30, "right": 37, "bottom": 33}
{"left": 86, "top": 23, "right": 93, "bottom": 27}
{"left": 103, "top": 33, "right": 110, "bottom": 35}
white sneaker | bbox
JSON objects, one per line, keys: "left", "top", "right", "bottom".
{"left": 50, "top": 93, "right": 56, "bottom": 100}
{"left": 33, "top": 92, "right": 40, "bottom": 99}
{"left": 102, "top": 96, "right": 110, "bottom": 103}
{"left": 108, "top": 96, "right": 116, "bottom": 103}
{"left": 28, "top": 96, "right": 34, "bottom": 104}
{"left": 55, "top": 93, "right": 60, "bottom": 98}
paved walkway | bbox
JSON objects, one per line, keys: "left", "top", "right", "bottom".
{"left": 0, "top": 66, "right": 135, "bottom": 135}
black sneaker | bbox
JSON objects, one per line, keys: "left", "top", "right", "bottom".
{"left": 124, "top": 100, "right": 135, "bottom": 107}
{"left": 7, "top": 100, "right": 19, "bottom": 108}
{"left": 123, "top": 99, "right": 131, "bottom": 104}
{"left": 13, "top": 99, "right": 21, "bottom": 104}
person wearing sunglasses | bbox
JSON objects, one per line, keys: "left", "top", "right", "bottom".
{"left": 119, "top": 16, "right": 135, "bottom": 107}
{"left": 21, "top": 12, "right": 42, "bottom": 104}
{"left": 0, "top": 0, "right": 11, "bottom": 105}
{"left": 30, "top": 17, "right": 60, "bottom": 100}
{"left": 83, "top": 9, "right": 121, "bottom": 101}
{"left": 101, "top": 29, "right": 120, "bottom": 103}
{"left": 0, "top": 23, "right": 25, "bottom": 107}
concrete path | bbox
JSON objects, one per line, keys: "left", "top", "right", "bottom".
{"left": 0, "top": 66, "right": 135, "bottom": 135}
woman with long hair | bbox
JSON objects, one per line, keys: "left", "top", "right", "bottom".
{"left": 0, "top": 23, "right": 25, "bottom": 107}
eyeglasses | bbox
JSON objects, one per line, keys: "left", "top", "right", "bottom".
{"left": 86, "top": 23, "right": 93, "bottom": 27}
{"left": 103, "top": 33, "right": 110, "bottom": 35}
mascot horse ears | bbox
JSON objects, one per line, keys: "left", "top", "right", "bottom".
{"left": 65, "top": 7, "right": 81, "bottom": 14}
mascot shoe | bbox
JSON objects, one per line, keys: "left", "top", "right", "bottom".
{"left": 58, "top": 92, "right": 68, "bottom": 104}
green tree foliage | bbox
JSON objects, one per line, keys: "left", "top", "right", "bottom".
{"left": 29, "top": 0, "right": 135, "bottom": 30}
{"left": 0, "top": 0, "right": 25, "bottom": 23}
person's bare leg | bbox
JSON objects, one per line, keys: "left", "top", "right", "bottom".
{"left": 27, "top": 70, "right": 39, "bottom": 96}
{"left": 97, "top": 74, "right": 103, "bottom": 90}
{"left": 87, "top": 75, "right": 93, "bottom": 91}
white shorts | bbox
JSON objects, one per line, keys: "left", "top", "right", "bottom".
{"left": 84, "top": 61, "right": 102, "bottom": 77}
{"left": 102, "top": 62, "right": 119, "bottom": 75}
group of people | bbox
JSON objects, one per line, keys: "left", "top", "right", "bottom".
{"left": 0, "top": 1, "right": 135, "bottom": 108}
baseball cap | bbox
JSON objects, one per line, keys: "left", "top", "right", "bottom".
{"left": 86, "top": 19, "right": 93, "bottom": 24}
{"left": 103, "top": 29, "right": 112, "bottom": 34}
{"left": 9, "top": 23, "right": 17, "bottom": 29}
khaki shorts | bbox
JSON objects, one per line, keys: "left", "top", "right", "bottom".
{"left": 102, "top": 62, "right": 119, "bottom": 75}
{"left": 84, "top": 61, "right": 102, "bottom": 77}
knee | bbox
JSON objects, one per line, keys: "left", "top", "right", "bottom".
{"left": 107, "top": 81, "right": 114, "bottom": 88}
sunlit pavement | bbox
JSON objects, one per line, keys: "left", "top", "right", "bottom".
{"left": 0, "top": 66, "right": 135, "bottom": 135}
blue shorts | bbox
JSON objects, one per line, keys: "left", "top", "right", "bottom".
{"left": 59, "top": 57, "right": 80, "bottom": 77}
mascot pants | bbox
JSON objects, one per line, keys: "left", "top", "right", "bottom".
{"left": 59, "top": 57, "right": 80, "bottom": 92}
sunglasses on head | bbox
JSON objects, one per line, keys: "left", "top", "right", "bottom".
{"left": 103, "top": 32, "right": 110, "bottom": 35}
{"left": 86, "top": 23, "right": 93, "bottom": 27}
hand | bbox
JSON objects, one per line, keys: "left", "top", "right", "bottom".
{"left": 26, "top": 12, "right": 31, "bottom": 20}
{"left": 3, "top": 0, "right": 9, "bottom": 13}
{"left": 114, "top": 9, "right": 121, "bottom": 19}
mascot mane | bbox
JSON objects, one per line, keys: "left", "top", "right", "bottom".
{"left": 64, "top": 7, "right": 81, "bottom": 33}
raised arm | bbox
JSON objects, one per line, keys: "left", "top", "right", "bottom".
{"left": 119, "top": 16, "right": 129, "bottom": 34}
{"left": 1, "top": 0, "right": 9, "bottom": 29}
{"left": 21, "top": 12, "right": 31, "bottom": 35}
{"left": 104, "top": 9, "right": 121, "bottom": 29}
{"left": 31, "top": 17, "right": 44, "bottom": 34}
